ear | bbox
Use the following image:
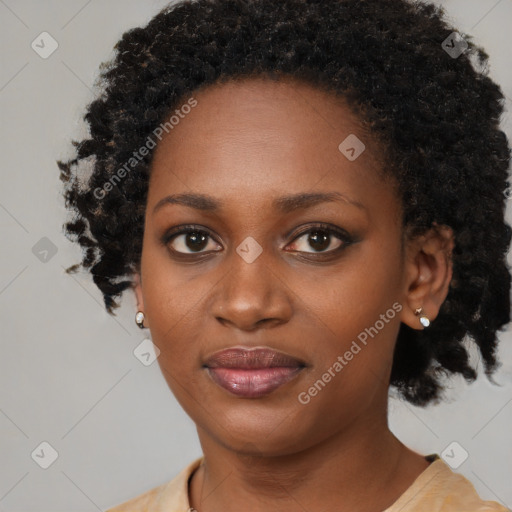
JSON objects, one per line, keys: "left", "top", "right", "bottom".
{"left": 400, "top": 224, "right": 454, "bottom": 330}
{"left": 132, "top": 272, "right": 146, "bottom": 316}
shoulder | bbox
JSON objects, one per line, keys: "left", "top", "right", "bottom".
{"left": 105, "top": 457, "right": 203, "bottom": 512}
{"left": 385, "top": 457, "right": 510, "bottom": 512}
{"left": 105, "top": 483, "right": 166, "bottom": 512}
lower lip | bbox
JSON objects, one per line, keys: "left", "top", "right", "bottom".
{"left": 206, "top": 367, "right": 303, "bottom": 398}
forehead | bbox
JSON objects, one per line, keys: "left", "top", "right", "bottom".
{"left": 147, "top": 76, "right": 395, "bottom": 216}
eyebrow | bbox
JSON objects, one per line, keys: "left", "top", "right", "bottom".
{"left": 152, "top": 191, "right": 365, "bottom": 215}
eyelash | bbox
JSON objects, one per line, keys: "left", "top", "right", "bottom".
{"left": 161, "top": 223, "right": 355, "bottom": 259}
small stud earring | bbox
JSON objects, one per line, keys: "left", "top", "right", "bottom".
{"left": 414, "top": 307, "right": 430, "bottom": 328}
{"left": 135, "top": 311, "right": 145, "bottom": 329}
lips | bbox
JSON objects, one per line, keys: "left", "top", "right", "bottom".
{"left": 204, "top": 347, "right": 305, "bottom": 398}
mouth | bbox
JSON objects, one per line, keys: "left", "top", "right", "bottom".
{"left": 203, "top": 347, "right": 306, "bottom": 398}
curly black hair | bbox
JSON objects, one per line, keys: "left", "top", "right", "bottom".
{"left": 57, "top": 0, "right": 511, "bottom": 406}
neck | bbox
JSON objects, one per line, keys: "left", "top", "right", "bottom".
{"left": 189, "top": 414, "right": 429, "bottom": 512}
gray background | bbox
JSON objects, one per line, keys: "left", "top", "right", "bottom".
{"left": 0, "top": 0, "right": 511, "bottom": 510}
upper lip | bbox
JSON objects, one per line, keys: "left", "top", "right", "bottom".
{"left": 203, "top": 347, "right": 306, "bottom": 369}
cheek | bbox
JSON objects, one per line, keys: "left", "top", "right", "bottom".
{"left": 296, "top": 236, "right": 404, "bottom": 387}
{"left": 303, "top": 236, "right": 403, "bottom": 334}
{"left": 140, "top": 247, "right": 204, "bottom": 363}
{"left": 143, "top": 276, "right": 205, "bottom": 363}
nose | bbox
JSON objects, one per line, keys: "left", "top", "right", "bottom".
{"left": 210, "top": 248, "right": 293, "bottom": 332}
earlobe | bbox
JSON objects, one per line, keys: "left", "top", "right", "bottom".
{"left": 414, "top": 307, "right": 431, "bottom": 328}
{"left": 400, "top": 225, "right": 454, "bottom": 330}
{"left": 132, "top": 272, "right": 144, "bottom": 309}
{"left": 132, "top": 273, "right": 149, "bottom": 329}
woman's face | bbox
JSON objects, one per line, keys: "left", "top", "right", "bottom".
{"left": 136, "top": 77, "right": 413, "bottom": 455}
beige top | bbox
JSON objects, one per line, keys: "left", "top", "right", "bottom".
{"left": 106, "top": 455, "right": 509, "bottom": 512}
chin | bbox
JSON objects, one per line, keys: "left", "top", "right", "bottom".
{"left": 199, "top": 399, "right": 323, "bottom": 457}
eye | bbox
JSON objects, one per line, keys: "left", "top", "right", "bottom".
{"left": 164, "top": 226, "right": 221, "bottom": 254}
{"left": 287, "top": 224, "right": 351, "bottom": 254}
{"left": 162, "top": 223, "right": 353, "bottom": 258}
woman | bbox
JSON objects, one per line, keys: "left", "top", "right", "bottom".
{"left": 58, "top": 0, "right": 511, "bottom": 510}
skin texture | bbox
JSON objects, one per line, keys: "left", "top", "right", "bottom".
{"left": 133, "top": 77, "right": 454, "bottom": 512}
